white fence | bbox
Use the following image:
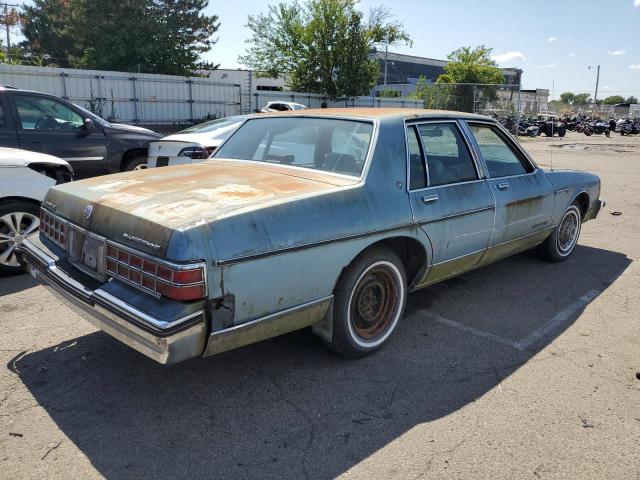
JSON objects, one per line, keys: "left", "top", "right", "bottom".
{"left": 0, "top": 64, "right": 425, "bottom": 125}
{"left": 0, "top": 64, "right": 243, "bottom": 125}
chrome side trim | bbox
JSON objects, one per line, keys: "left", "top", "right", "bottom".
{"left": 204, "top": 296, "right": 333, "bottom": 356}
{"left": 62, "top": 156, "right": 104, "bottom": 161}
{"left": 418, "top": 205, "right": 495, "bottom": 225}
{"left": 428, "top": 247, "right": 487, "bottom": 268}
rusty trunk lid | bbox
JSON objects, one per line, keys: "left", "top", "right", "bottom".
{"left": 44, "top": 160, "right": 358, "bottom": 257}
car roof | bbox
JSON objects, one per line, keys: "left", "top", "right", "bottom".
{"left": 258, "top": 107, "right": 492, "bottom": 122}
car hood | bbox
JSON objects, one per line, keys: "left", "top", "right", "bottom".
{"left": 0, "top": 147, "right": 70, "bottom": 168}
{"left": 108, "top": 123, "right": 161, "bottom": 137}
{"left": 44, "top": 160, "right": 358, "bottom": 257}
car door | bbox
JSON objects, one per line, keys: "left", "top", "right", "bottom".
{"left": 10, "top": 92, "right": 108, "bottom": 174}
{"left": 465, "top": 122, "right": 555, "bottom": 263}
{"left": 407, "top": 121, "right": 496, "bottom": 286}
{"left": 0, "top": 94, "right": 19, "bottom": 148}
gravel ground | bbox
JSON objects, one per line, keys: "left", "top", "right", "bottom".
{"left": 1, "top": 131, "right": 639, "bottom": 480}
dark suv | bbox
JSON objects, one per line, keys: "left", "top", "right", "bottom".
{"left": 0, "top": 86, "right": 162, "bottom": 178}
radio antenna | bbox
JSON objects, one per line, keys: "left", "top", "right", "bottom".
{"left": 550, "top": 79, "right": 554, "bottom": 171}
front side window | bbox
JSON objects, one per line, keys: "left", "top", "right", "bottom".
{"left": 15, "top": 95, "right": 83, "bottom": 131}
{"left": 214, "top": 117, "right": 374, "bottom": 176}
{"left": 417, "top": 123, "right": 477, "bottom": 187}
{"left": 470, "top": 124, "right": 531, "bottom": 178}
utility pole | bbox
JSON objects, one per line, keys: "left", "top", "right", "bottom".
{"left": 588, "top": 64, "right": 600, "bottom": 114}
{"left": 1, "top": 3, "right": 19, "bottom": 52}
{"left": 383, "top": 44, "right": 388, "bottom": 86}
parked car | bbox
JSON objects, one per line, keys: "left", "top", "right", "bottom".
{"left": 0, "top": 86, "right": 161, "bottom": 177}
{"left": 147, "top": 115, "right": 247, "bottom": 168}
{"left": 0, "top": 147, "right": 73, "bottom": 276}
{"left": 260, "top": 101, "right": 308, "bottom": 112}
{"left": 19, "top": 108, "right": 605, "bottom": 364}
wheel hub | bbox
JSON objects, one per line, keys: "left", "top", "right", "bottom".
{"left": 350, "top": 267, "right": 398, "bottom": 340}
{"left": 0, "top": 212, "right": 39, "bottom": 268}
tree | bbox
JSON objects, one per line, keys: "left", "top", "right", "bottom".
{"left": 573, "top": 93, "right": 591, "bottom": 105}
{"left": 410, "top": 76, "right": 455, "bottom": 109}
{"left": 19, "top": 0, "right": 220, "bottom": 75}
{"left": 239, "top": 0, "right": 411, "bottom": 97}
{"left": 559, "top": 92, "right": 576, "bottom": 105}
{"left": 435, "top": 46, "right": 504, "bottom": 85}
{"left": 432, "top": 46, "right": 504, "bottom": 112}
{"left": 20, "top": 0, "right": 87, "bottom": 67}
{"left": 603, "top": 95, "right": 625, "bottom": 105}
{"left": 625, "top": 95, "right": 639, "bottom": 104}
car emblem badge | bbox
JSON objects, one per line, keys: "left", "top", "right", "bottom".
{"left": 83, "top": 205, "right": 94, "bottom": 219}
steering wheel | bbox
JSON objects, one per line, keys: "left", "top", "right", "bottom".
{"left": 34, "top": 115, "right": 56, "bottom": 130}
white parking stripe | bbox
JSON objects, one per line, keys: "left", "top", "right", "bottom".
{"left": 429, "top": 289, "right": 601, "bottom": 351}
{"left": 431, "top": 314, "right": 522, "bottom": 349}
{"left": 514, "top": 289, "right": 600, "bottom": 350}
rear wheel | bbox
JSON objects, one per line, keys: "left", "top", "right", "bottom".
{"left": 0, "top": 200, "right": 40, "bottom": 276}
{"left": 325, "top": 247, "right": 407, "bottom": 358}
{"left": 536, "top": 203, "right": 582, "bottom": 262}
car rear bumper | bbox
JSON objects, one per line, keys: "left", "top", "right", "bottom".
{"left": 19, "top": 238, "right": 207, "bottom": 364}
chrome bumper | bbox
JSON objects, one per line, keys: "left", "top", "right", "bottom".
{"left": 584, "top": 199, "right": 605, "bottom": 221}
{"left": 19, "top": 239, "right": 207, "bottom": 364}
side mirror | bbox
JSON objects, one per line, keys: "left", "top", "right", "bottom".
{"left": 83, "top": 118, "right": 95, "bottom": 131}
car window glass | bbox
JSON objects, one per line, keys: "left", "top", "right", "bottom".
{"left": 15, "top": 95, "right": 83, "bottom": 131}
{"left": 407, "top": 126, "right": 426, "bottom": 189}
{"left": 470, "top": 124, "right": 529, "bottom": 177}
{"left": 216, "top": 117, "right": 373, "bottom": 176}
{"left": 0, "top": 102, "right": 5, "bottom": 128}
{"left": 417, "top": 123, "right": 477, "bottom": 186}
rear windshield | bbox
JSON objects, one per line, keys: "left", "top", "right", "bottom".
{"left": 178, "top": 116, "right": 246, "bottom": 134}
{"left": 214, "top": 117, "right": 374, "bottom": 177}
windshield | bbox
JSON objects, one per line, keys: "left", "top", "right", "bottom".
{"left": 178, "top": 115, "right": 246, "bottom": 134}
{"left": 213, "top": 117, "right": 374, "bottom": 177}
{"left": 73, "top": 104, "right": 108, "bottom": 126}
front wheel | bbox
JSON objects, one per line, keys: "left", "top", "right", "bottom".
{"left": 123, "top": 155, "right": 148, "bottom": 171}
{"left": 325, "top": 247, "right": 407, "bottom": 358}
{"left": 536, "top": 203, "right": 582, "bottom": 262}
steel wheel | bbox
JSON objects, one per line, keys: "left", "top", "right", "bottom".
{"left": 347, "top": 260, "right": 404, "bottom": 348}
{"left": 0, "top": 211, "right": 39, "bottom": 268}
{"left": 556, "top": 208, "right": 580, "bottom": 256}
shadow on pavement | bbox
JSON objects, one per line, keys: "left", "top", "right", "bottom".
{"left": 10, "top": 245, "right": 631, "bottom": 479}
{"left": 0, "top": 273, "right": 38, "bottom": 297}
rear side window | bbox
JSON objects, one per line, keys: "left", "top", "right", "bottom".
{"left": 407, "top": 126, "right": 426, "bottom": 189}
{"left": 417, "top": 123, "right": 477, "bottom": 187}
{"left": 470, "top": 124, "right": 532, "bottom": 178}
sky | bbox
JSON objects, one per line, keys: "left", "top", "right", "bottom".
{"left": 202, "top": 0, "right": 640, "bottom": 100}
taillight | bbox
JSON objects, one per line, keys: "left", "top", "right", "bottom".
{"left": 40, "top": 209, "right": 67, "bottom": 248}
{"left": 106, "top": 243, "right": 206, "bottom": 301}
{"left": 177, "top": 146, "right": 216, "bottom": 159}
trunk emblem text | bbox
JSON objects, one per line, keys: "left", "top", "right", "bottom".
{"left": 83, "top": 205, "right": 93, "bottom": 219}
{"left": 122, "top": 233, "right": 161, "bottom": 250}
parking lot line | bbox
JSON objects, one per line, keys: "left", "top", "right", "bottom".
{"left": 431, "top": 313, "right": 522, "bottom": 349}
{"left": 514, "top": 289, "right": 600, "bottom": 350}
{"left": 430, "top": 289, "right": 601, "bottom": 351}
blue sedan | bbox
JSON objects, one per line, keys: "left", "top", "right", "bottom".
{"left": 20, "top": 108, "right": 604, "bottom": 363}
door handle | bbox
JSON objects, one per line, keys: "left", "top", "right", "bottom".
{"left": 422, "top": 194, "right": 439, "bottom": 204}
{"left": 497, "top": 182, "right": 509, "bottom": 190}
